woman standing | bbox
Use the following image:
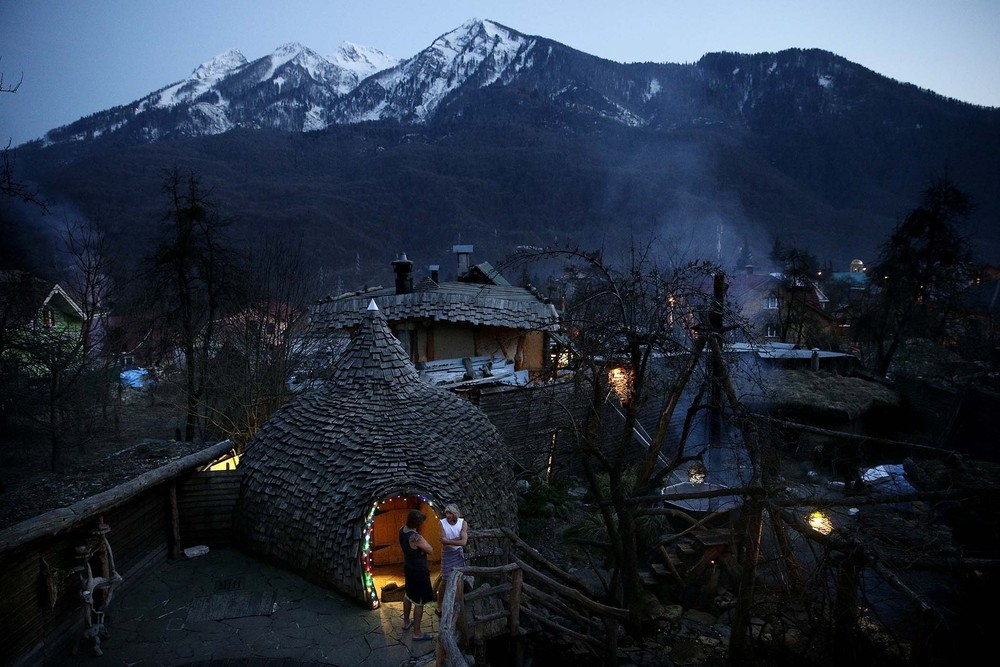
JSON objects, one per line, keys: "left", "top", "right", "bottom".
{"left": 437, "top": 503, "right": 469, "bottom": 613}
{"left": 400, "top": 509, "right": 434, "bottom": 641}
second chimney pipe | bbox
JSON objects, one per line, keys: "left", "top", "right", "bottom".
{"left": 392, "top": 252, "right": 413, "bottom": 295}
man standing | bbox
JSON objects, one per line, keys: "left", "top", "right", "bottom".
{"left": 400, "top": 509, "right": 435, "bottom": 641}
{"left": 437, "top": 503, "right": 469, "bottom": 613}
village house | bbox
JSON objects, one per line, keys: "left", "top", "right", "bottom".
{"left": 307, "top": 246, "right": 562, "bottom": 387}
{"left": 723, "top": 266, "right": 841, "bottom": 349}
{"left": 0, "top": 270, "right": 88, "bottom": 380}
{"left": 0, "top": 270, "right": 86, "bottom": 332}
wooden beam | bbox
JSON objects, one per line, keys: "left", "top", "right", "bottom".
{"left": 0, "top": 440, "right": 234, "bottom": 551}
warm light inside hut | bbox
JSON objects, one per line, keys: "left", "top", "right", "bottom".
{"left": 362, "top": 493, "right": 442, "bottom": 609}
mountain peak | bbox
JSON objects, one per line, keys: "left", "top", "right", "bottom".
{"left": 191, "top": 49, "right": 248, "bottom": 81}
{"left": 272, "top": 42, "right": 307, "bottom": 58}
{"left": 329, "top": 41, "right": 398, "bottom": 76}
{"left": 433, "top": 17, "right": 522, "bottom": 54}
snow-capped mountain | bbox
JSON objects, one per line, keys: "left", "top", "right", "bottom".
{"left": 41, "top": 18, "right": 685, "bottom": 144}
{"left": 38, "top": 17, "right": 976, "bottom": 147}
{"left": 326, "top": 42, "right": 397, "bottom": 90}
{"left": 15, "top": 17, "right": 1000, "bottom": 278}
{"left": 43, "top": 37, "right": 400, "bottom": 143}
{"left": 330, "top": 19, "right": 532, "bottom": 123}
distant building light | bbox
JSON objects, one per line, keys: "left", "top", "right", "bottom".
{"left": 688, "top": 462, "right": 708, "bottom": 484}
{"left": 808, "top": 510, "right": 833, "bottom": 535}
{"left": 608, "top": 366, "right": 632, "bottom": 401}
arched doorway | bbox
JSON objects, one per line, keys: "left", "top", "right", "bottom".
{"left": 361, "top": 491, "right": 442, "bottom": 608}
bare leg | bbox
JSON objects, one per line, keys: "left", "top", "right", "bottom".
{"left": 402, "top": 596, "right": 412, "bottom": 626}
{"left": 413, "top": 603, "right": 424, "bottom": 635}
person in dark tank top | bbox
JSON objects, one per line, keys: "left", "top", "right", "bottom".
{"left": 399, "top": 509, "right": 435, "bottom": 641}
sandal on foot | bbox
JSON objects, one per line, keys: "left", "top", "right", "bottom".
{"left": 402, "top": 620, "right": 414, "bottom": 631}
{"left": 413, "top": 633, "right": 433, "bottom": 642}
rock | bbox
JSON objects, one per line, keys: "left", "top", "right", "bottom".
{"left": 682, "top": 608, "right": 718, "bottom": 626}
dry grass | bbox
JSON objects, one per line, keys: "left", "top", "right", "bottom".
{"left": 762, "top": 370, "right": 900, "bottom": 421}
{"left": 0, "top": 386, "right": 200, "bottom": 532}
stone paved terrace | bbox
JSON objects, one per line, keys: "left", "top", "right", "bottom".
{"left": 59, "top": 548, "right": 438, "bottom": 667}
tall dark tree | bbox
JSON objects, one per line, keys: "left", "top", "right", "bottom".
{"left": 146, "top": 168, "right": 235, "bottom": 441}
{"left": 768, "top": 240, "right": 822, "bottom": 345}
{"left": 860, "top": 177, "right": 975, "bottom": 376}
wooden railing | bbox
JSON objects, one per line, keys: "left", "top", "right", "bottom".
{"left": 435, "top": 527, "right": 629, "bottom": 667}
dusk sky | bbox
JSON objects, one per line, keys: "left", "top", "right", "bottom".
{"left": 2, "top": 0, "right": 998, "bottom": 147}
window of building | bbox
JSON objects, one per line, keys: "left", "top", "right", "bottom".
{"left": 764, "top": 296, "right": 779, "bottom": 310}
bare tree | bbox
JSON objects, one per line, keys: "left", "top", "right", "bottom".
{"left": 769, "top": 239, "right": 823, "bottom": 346}
{"left": 0, "top": 215, "right": 115, "bottom": 471}
{"left": 202, "top": 236, "right": 315, "bottom": 448}
{"left": 144, "top": 168, "right": 236, "bottom": 441}
{"left": 510, "top": 241, "right": 742, "bottom": 629}
{"left": 1, "top": 63, "right": 47, "bottom": 212}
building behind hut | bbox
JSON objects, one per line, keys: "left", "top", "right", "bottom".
{"left": 307, "top": 246, "right": 561, "bottom": 386}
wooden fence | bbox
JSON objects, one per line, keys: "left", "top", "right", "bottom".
{"left": 0, "top": 441, "right": 236, "bottom": 666}
{"left": 435, "top": 527, "right": 629, "bottom": 667}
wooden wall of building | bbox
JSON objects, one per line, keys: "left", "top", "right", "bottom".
{"left": 467, "top": 379, "right": 589, "bottom": 479}
{"left": 1, "top": 484, "right": 170, "bottom": 665}
{"left": 177, "top": 470, "right": 242, "bottom": 549}
{"left": 0, "top": 467, "right": 241, "bottom": 666}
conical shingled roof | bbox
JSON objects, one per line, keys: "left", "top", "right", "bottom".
{"left": 329, "top": 300, "right": 421, "bottom": 387}
{"left": 234, "top": 301, "right": 517, "bottom": 604}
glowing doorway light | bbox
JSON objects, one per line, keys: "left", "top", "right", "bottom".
{"left": 808, "top": 510, "right": 833, "bottom": 535}
{"left": 361, "top": 500, "right": 380, "bottom": 609}
{"left": 361, "top": 493, "right": 441, "bottom": 610}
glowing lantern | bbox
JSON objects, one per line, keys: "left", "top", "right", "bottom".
{"left": 808, "top": 510, "right": 833, "bottom": 535}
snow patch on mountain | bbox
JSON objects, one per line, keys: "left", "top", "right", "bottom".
{"left": 370, "top": 18, "right": 530, "bottom": 123}
{"left": 193, "top": 49, "right": 248, "bottom": 80}
{"left": 328, "top": 42, "right": 397, "bottom": 77}
{"left": 644, "top": 78, "right": 662, "bottom": 101}
{"left": 186, "top": 102, "right": 233, "bottom": 136}
{"left": 152, "top": 49, "right": 248, "bottom": 109}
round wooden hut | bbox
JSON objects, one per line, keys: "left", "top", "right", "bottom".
{"left": 234, "top": 300, "right": 518, "bottom": 607}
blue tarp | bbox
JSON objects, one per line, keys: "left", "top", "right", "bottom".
{"left": 120, "top": 368, "right": 149, "bottom": 388}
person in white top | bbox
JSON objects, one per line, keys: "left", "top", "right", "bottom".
{"left": 436, "top": 503, "right": 469, "bottom": 614}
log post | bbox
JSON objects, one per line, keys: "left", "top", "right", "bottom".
{"left": 169, "top": 481, "right": 181, "bottom": 559}
{"left": 508, "top": 567, "right": 522, "bottom": 636}
{"left": 833, "top": 547, "right": 862, "bottom": 652}
{"left": 509, "top": 566, "right": 523, "bottom": 667}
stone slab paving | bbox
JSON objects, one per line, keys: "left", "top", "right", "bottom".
{"left": 61, "top": 548, "right": 438, "bottom": 667}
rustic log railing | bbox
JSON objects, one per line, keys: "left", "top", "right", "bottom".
{"left": 435, "top": 527, "right": 629, "bottom": 667}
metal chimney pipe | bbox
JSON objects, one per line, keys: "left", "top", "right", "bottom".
{"left": 453, "top": 244, "right": 473, "bottom": 278}
{"left": 392, "top": 252, "right": 413, "bottom": 295}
